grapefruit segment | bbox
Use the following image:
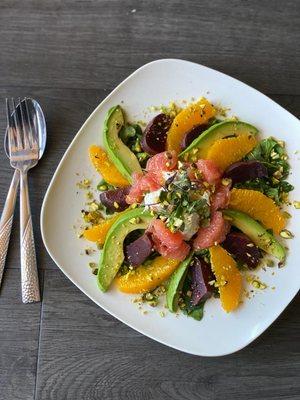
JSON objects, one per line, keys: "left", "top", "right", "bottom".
{"left": 146, "top": 150, "right": 178, "bottom": 185}
{"left": 193, "top": 211, "right": 230, "bottom": 250}
{"left": 126, "top": 172, "right": 161, "bottom": 204}
{"left": 196, "top": 159, "right": 222, "bottom": 185}
{"left": 148, "top": 219, "right": 190, "bottom": 261}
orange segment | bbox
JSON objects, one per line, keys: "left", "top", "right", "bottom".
{"left": 167, "top": 98, "right": 216, "bottom": 153}
{"left": 206, "top": 135, "right": 257, "bottom": 171}
{"left": 210, "top": 245, "right": 242, "bottom": 312}
{"left": 229, "top": 188, "right": 286, "bottom": 235}
{"left": 89, "top": 145, "right": 129, "bottom": 187}
{"left": 83, "top": 212, "right": 125, "bottom": 244}
{"left": 115, "top": 257, "right": 180, "bottom": 294}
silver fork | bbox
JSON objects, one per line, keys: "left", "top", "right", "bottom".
{"left": 6, "top": 98, "right": 40, "bottom": 303}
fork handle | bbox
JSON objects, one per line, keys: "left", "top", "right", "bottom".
{"left": 0, "top": 170, "right": 19, "bottom": 288}
{"left": 20, "top": 171, "right": 40, "bottom": 303}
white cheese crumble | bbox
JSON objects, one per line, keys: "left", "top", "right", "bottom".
{"left": 143, "top": 188, "right": 163, "bottom": 209}
{"left": 162, "top": 171, "right": 176, "bottom": 182}
{"left": 182, "top": 213, "right": 200, "bottom": 240}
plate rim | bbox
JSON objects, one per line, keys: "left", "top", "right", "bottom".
{"left": 41, "top": 58, "right": 300, "bottom": 356}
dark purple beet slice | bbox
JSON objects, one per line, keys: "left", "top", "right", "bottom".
{"left": 181, "top": 124, "right": 208, "bottom": 150}
{"left": 99, "top": 186, "right": 131, "bottom": 212}
{"left": 223, "top": 160, "right": 268, "bottom": 185}
{"left": 222, "top": 231, "right": 262, "bottom": 269}
{"left": 190, "top": 256, "right": 214, "bottom": 306}
{"left": 125, "top": 234, "right": 153, "bottom": 266}
{"left": 141, "top": 113, "right": 172, "bottom": 155}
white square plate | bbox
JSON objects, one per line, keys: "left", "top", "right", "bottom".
{"left": 41, "top": 59, "right": 300, "bottom": 356}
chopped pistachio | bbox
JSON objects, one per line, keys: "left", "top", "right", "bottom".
{"left": 252, "top": 280, "right": 260, "bottom": 289}
{"left": 266, "top": 259, "right": 275, "bottom": 268}
{"left": 86, "top": 191, "right": 93, "bottom": 200}
{"left": 276, "top": 140, "right": 285, "bottom": 147}
{"left": 129, "top": 217, "right": 140, "bottom": 224}
{"left": 76, "top": 179, "right": 91, "bottom": 189}
{"left": 98, "top": 184, "right": 107, "bottom": 191}
{"left": 145, "top": 293, "right": 154, "bottom": 301}
{"left": 282, "top": 211, "right": 292, "bottom": 219}
{"left": 280, "top": 229, "right": 294, "bottom": 239}
{"left": 221, "top": 178, "right": 232, "bottom": 186}
{"left": 270, "top": 150, "right": 280, "bottom": 160}
{"left": 273, "top": 170, "right": 282, "bottom": 179}
{"left": 293, "top": 201, "right": 300, "bottom": 209}
{"left": 89, "top": 202, "right": 100, "bottom": 211}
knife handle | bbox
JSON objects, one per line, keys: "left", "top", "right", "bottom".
{"left": 0, "top": 170, "right": 19, "bottom": 288}
{"left": 20, "top": 171, "right": 40, "bottom": 303}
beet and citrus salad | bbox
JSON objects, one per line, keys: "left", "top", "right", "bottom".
{"left": 81, "top": 98, "right": 294, "bottom": 320}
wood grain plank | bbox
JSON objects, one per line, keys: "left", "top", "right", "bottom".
{"left": 35, "top": 270, "right": 300, "bottom": 400}
{"left": 0, "top": 269, "right": 42, "bottom": 400}
{"left": 0, "top": 0, "right": 299, "bottom": 94}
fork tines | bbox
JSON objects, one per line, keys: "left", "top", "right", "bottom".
{"left": 6, "top": 98, "right": 37, "bottom": 156}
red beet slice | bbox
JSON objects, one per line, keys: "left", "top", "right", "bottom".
{"left": 125, "top": 234, "right": 153, "bottom": 266}
{"left": 99, "top": 186, "right": 131, "bottom": 212}
{"left": 141, "top": 113, "right": 172, "bottom": 155}
{"left": 222, "top": 231, "right": 262, "bottom": 269}
{"left": 190, "top": 256, "right": 214, "bottom": 306}
{"left": 223, "top": 160, "right": 268, "bottom": 185}
{"left": 181, "top": 124, "right": 208, "bottom": 150}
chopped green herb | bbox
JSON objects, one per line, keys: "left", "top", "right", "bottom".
{"left": 236, "top": 137, "right": 294, "bottom": 204}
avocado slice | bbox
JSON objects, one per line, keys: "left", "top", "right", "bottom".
{"left": 104, "top": 106, "right": 142, "bottom": 183}
{"left": 179, "top": 120, "right": 259, "bottom": 160}
{"left": 98, "top": 208, "right": 154, "bottom": 291}
{"left": 223, "top": 209, "right": 286, "bottom": 262}
{"left": 166, "top": 253, "right": 193, "bottom": 312}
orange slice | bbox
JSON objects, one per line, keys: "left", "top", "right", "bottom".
{"left": 83, "top": 212, "right": 126, "bottom": 244}
{"left": 210, "top": 245, "right": 242, "bottom": 312}
{"left": 89, "top": 145, "right": 129, "bottom": 187}
{"left": 115, "top": 257, "right": 180, "bottom": 294}
{"left": 229, "top": 188, "right": 286, "bottom": 235}
{"left": 166, "top": 98, "right": 216, "bottom": 153}
{"left": 206, "top": 134, "right": 257, "bottom": 171}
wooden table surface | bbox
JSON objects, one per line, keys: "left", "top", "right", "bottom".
{"left": 0, "top": 1, "right": 299, "bottom": 399}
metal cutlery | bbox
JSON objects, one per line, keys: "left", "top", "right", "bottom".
{"left": 0, "top": 98, "right": 46, "bottom": 302}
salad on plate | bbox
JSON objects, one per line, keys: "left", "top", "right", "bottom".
{"left": 79, "top": 98, "right": 294, "bottom": 321}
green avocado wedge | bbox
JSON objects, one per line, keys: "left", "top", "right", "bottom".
{"left": 97, "top": 208, "right": 154, "bottom": 291}
{"left": 179, "top": 120, "right": 259, "bottom": 161}
{"left": 104, "top": 105, "right": 142, "bottom": 183}
{"left": 166, "top": 253, "right": 194, "bottom": 312}
{"left": 223, "top": 209, "right": 286, "bottom": 262}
